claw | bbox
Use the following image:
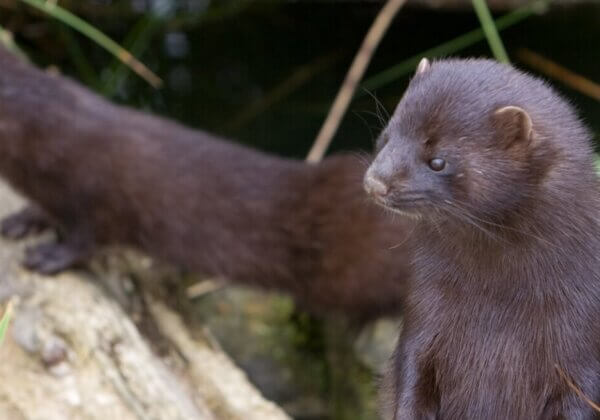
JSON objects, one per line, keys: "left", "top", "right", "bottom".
{"left": 1, "top": 206, "right": 50, "bottom": 240}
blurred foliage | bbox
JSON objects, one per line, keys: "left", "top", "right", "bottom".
{"left": 17, "top": 0, "right": 161, "bottom": 87}
{"left": 1, "top": 0, "right": 598, "bottom": 156}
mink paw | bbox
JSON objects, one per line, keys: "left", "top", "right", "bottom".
{"left": 24, "top": 241, "right": 83, "bottom": 275}
{"left": 1, "top": 206, "right": 50, "bottom": 240}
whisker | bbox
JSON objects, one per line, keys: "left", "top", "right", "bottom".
{"left": 361, "top": 87, "right": 390, "bottom": 124}
{"left": 352, "top": 110, "right": 377, "bottom": 144}
{"left": 388, "top": 221, "right": 418, "bottom": 250}
{"left": 350, "top": 150, "right": 372, "bottom": 170}
{"left": 444, "top": 201, "right": 556, "bottom": 248}
{"left": 441, "top": 203, "right": 502, "bottom": 243}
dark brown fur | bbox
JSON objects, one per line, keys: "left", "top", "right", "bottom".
{"left": 0, "top": 47, "right": 414, "bottom": 321}
{"left": 366, "top": 59, "right": 600, "bottom": 419}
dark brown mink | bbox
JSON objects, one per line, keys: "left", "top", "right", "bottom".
{"left": 365, "top": 58, "right": 600, "bottom": 419}
{"left": 0, "top": 46, "right": 414, "bottom": 321}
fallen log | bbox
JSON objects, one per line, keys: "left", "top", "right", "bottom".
{"left": 0, "top": 182, "right": 290, "bottom": 420}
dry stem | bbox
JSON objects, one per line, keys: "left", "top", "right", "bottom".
{"left": 306, "top": 0, "right": 407, "bottom": 163}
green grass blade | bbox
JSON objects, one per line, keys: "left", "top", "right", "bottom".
{"left": 471, "top": 0, "right": 510, "bottom": 63}
{"left": 362, "top": 0, "right": 548, "bottom": 92}
{"left": 17, "top": 0, "right": 162, "bottom": 88}
{"left": 102, "top": 15, "right": 163, "bottom": 97}
{"left": 0, "top": 301, "right": 14, "bottom": 346}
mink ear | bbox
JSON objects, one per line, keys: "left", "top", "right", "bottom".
{"left": 493, "top": 106, "right": 533, "bottom": 148}
{"left": 416, "top": 58, "right": 431, "bottom": 75}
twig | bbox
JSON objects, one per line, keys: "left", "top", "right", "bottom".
{"left": 186, "top": 278, "right": 226, "bottom": 299}
{"left": 517, "top": 48, "right": 600, "bottom": 102}
{"left": 555, "top": 364, "right": 600, "bottom": 412}
{"left": 305, "top": 0, "right": 407, "bottom": 163}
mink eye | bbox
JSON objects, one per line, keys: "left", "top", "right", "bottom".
{"left": 428, "top": 158, "right": 446, "bottom": 171}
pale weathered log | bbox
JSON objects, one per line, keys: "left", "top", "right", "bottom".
{"left": 0, "top": 181, "right": 290, "bottom": 420}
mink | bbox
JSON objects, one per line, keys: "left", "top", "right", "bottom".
{"left": 0, "top": 46, "right": 414, "bottom": 321}
{"left": 365, "top": 58, "right": 600, "bottom": 419}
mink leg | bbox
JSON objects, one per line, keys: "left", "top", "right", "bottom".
{"left": 392, "top": 335, "right": 438, "bottom": 420}
{"left": 23, "top": 229, "right": 95, "bottom": 275}
{"left": 1, "top": 205, "right": 52, "bottom": 239}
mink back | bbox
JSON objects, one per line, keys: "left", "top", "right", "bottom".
{"left": 0, "top": 47, "right": 413, "bottom": 320}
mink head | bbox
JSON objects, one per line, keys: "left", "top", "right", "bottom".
{"left": 364, "top": 58, "right": 593, "bottom": 224}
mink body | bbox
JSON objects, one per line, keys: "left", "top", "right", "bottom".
{"left": 0, "top": 47, "right": 412, "bottom": 320}
{"left": 365, "top": 58, "right": 600, "bottom": 418}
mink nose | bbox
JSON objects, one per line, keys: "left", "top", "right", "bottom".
{"left": 364, "top": 174, "right": 390, "bottom": 198}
